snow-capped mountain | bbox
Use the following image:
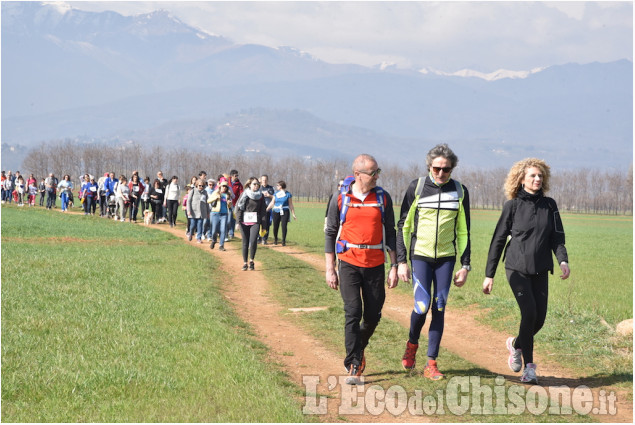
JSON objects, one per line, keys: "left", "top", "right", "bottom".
{"left": 419, "top": 66, "right": 547, "bottom": 81}
{"left": 1, "top": 1, "right": 632, "bottom": 171}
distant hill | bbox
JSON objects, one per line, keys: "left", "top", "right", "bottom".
{"left": 2, "top": 1, "right": 632, "bottom": 172}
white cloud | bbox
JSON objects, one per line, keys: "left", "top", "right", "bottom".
{"left": 68, "top": 1, "right": 633, "bottom": 72}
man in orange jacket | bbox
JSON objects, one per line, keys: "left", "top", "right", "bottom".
{"left": 324, "top": 153, "right": 399, "bottom": 385}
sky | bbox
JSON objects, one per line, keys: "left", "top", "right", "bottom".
{"left": 59, "top": 1, "right": 634, "bottom": 72}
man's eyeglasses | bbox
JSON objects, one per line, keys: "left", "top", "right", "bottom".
{"left": 197, "top": 185, "right": 204, "bottom": 188}
{"left": 432, "top": 166, "right": 453, "bottom": 174}
{"left": 358, "top": 168, "right": 381, "bottom": 177}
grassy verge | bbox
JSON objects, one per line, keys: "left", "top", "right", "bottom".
{"left": 288, "top": 202, "right": 633, "bottom": 384}
{"left": 256, "top": 246, "right": 592, "bottom": 422}
{"left": 1, "top": 206, "right": 308, "bottom": 422}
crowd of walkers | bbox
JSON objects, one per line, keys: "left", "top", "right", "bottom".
{"left": 1, "top": 169, "right": 297, "bottom": 271}
{"left": 4, "top": 145, "right": 572, "bottom": 387}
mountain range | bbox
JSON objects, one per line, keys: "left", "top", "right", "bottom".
{"left": 2, "top": 1, "right": 632, "bottom": 172}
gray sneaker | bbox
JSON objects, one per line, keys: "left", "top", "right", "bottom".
{"left": 506, "top": 337, "right": 522, "bottom": 373}
{"left": 345, "top": 364, "right": 362, "bottom": 385}
{"left": 520, "top": 363, "right": 538, "bottom": 384}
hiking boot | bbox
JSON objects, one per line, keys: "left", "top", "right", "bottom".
{"left": 423, "top": 359, "right": 444, "bottom": 380}
{"left": 274, "top": 238, "right": 278, "bottom": 245}
{"left": 210, "top": 240, "right": 216, "bottom": 249}
{"left": 402, "top": 341, "right": 418, "bottom": 370}
{"left": 345, "top": 364, "right": 362, "bottom": 385}
{"left": 242, "top": 263, "right": 248, "bottom": 271}
{"left": 249, "top": 261, "right": 255, "bottom": 270}
{"left": 218, "top": 246, "right": 226, "bottom": 251}
{"left": 520, "top": 363, "right": 538, "bottom": 384}
{"left": 506, "top": 337, "right": 522, "bottom": 373}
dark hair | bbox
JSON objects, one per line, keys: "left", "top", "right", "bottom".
{"left": 170, "top": 175, "right": 178, "bottom": 181}
{"left": 154, "top": 179, "right": 161, "bottom": 187}
{"left": 230, "top": 169, "right": 239, "bottom": 176}
{"left": 199, "top": 171, "right": 207, "bottom": 177}
{"left": 277, "top": 180, "right": 287, "bottom": 190}
{"left": 144, "top": 176, "right": 150, "bottom": 182}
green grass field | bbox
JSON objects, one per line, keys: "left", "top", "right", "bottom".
{"left": 1, "top": 206, "right": 308, "bottom": 422}
{"left": 1, "top": 203, "right": 631, "bottom": 422}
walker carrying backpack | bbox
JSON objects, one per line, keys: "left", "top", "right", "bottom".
{"left": 335, "top": 175, "right": 387, "bottom": 258}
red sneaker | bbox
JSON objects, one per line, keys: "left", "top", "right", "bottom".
{"left": 402, "top": 341, "right": 418, "bottom": 370}
{"left": 423, "top": 359, "right": 444, "bottom": 380}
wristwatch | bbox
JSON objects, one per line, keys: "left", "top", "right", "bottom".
{"left": 390, "top": 263, "right": 399, "bottom": 268}
{"left": 461, "top": 265, "right": 472, "bottom": 272}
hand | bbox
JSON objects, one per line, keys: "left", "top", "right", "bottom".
{"left": 387, "top": 266, "right": 399, "bottom": 289}
{"left": 326, "top": 268, "right": 339, "bottom": 290}
{"left": 453, "top": 268, "right": 468, "bottom": 287}
{"left": 560, "top": 263, "right": 571, "bottom": 280}
{"left": 482, "top": 277, "right": 493, "bottom": 295}
{"left": 397, "top": 263, "right": 410, "bottom": 282}
{"left": 292, "top": 213, "right": 297, "bottom": 220}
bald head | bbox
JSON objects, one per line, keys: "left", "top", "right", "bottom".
{"left": 352, "top": 154, "right": 377, "bottom": 173}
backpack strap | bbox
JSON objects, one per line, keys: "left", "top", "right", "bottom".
{"left": 454, "top": 180, "right": 463, "bottom": 200}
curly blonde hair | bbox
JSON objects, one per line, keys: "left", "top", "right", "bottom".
{"left": 504, "top": 158, "right": 551, "bottom": 199}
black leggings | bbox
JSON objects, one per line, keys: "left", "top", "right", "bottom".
{"left": 166, "top": 200, "right": 179, "bottom": 226}
{"left": 506, "top": 269, "right": 549, "bottom": 366}
{"left": 150, "top": 201, "right": 163, "bottom": 221}
{"left": 129, "top": 197, "right": 141, "bottom": 221}
{"left": 272, "top": 211, "right": 288, "bottom": 242}
{"left": 240, "top": 223, "right": 260, "bottom": 263}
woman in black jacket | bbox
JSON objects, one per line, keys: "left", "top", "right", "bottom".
{"left": 482, "top": 158, "right": 570, "bottom": 385}
{"left": 236, "top": 177, "right": 268, "bottom": 271}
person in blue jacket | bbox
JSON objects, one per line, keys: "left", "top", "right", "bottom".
{"left": 81, "top": 176, "right": 99, "bottom": 215}
{"left": 266, "top": 180, "right": 296, "bottom": 246}
{"left": 103, "top": 172, "right": 119, "bottom": 216}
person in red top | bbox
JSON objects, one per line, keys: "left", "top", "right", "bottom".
{"left": 325, "top": 153, "right": 398, "bottom": 385}
{"left": 228, "top": 169, "right": 243, "bottom": 239}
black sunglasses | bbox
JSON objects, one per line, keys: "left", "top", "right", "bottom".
{"left": 432, "top": 166, "right": 453, "bottom": 173}
{"left": 358, "top": 168, "right": 381, "bottom": 177}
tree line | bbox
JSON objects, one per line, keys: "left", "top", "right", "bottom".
{"left": 22, "top": 140, "right": 633, "bottom": 215}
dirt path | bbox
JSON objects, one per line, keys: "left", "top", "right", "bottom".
{"left": 152, "top": 223, "right": 424, "bottom": 422}
{"left": 93, "top": 210, "right": 632, "bottom": 422}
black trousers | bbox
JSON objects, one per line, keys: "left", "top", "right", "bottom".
{"left": 129, "top": 197, "right": 141, "bottom": 221}
{"left": 166, "top": 200, "right": 179, "bottom": 226}
{"left": 272, "top": 211, "right": 289, "bottom": 242}
{"left": 506, "top": 269, "right": 549, "bottom": 366}
{"left": 338, "top": 260, "right": 385, "bottom": 369}
{"left": 150, "top": 201, "right": 163, "bottom": 222}
{"left": 46, "top": 190, "right": 56, "bottom": 209}
{"left": 240, "top": 223, "right": 260, "bottom": 262}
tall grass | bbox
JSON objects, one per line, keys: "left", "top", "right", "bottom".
{"left": 1, "top": 206, "right": 308, "bottom": 422}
